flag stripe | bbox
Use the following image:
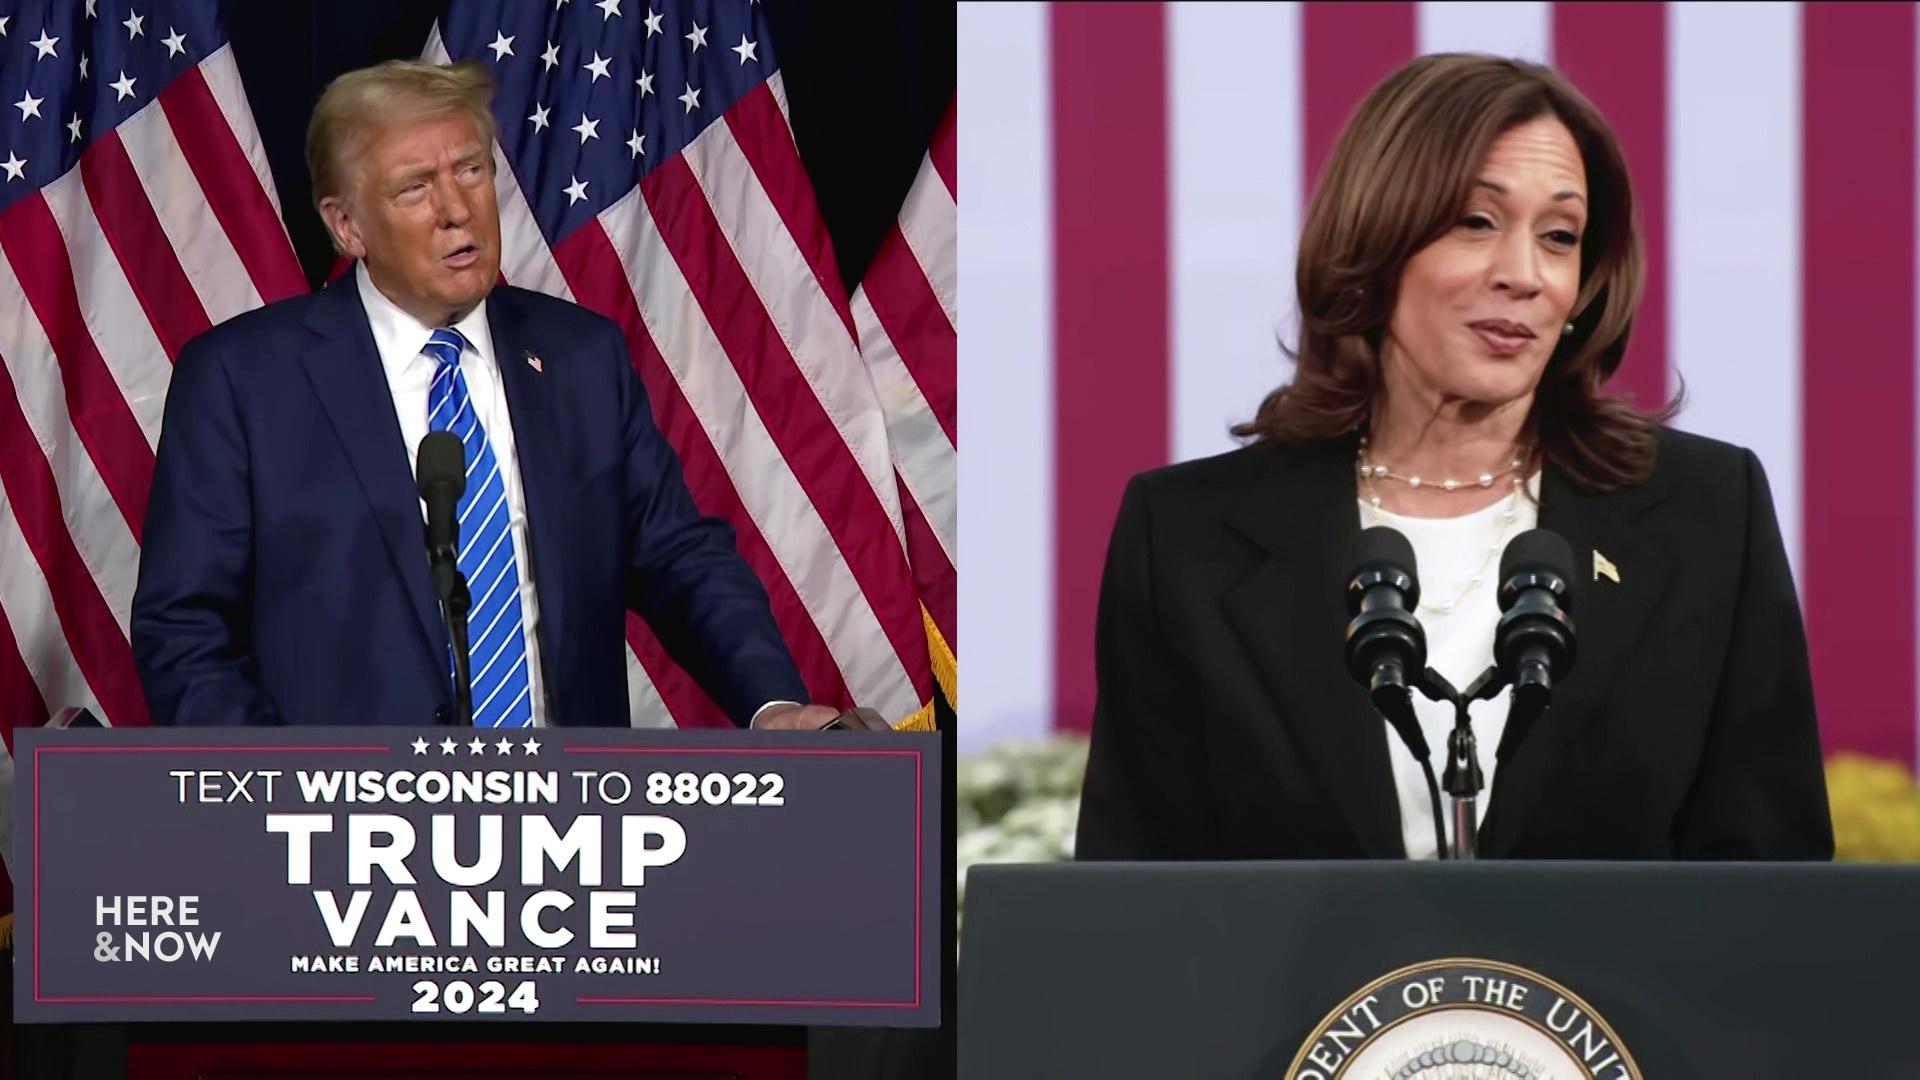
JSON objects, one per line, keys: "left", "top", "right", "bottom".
{"left": 0, "top": 601, "right": 50, "bottom": 754}
{"left": 1050, "top": 2, "right": 1169, "bottom": 735}
{"left": 0, "top": 351, "right": 149, "bottom": 729}
{"left": 639, "top": 158, "right": 929, "bottom": 702}
{"left": 956, "top": 0, "right": 1049, "bottom": 755}
{"left": 861, "top": 223, "right": 956, "bottom": 446}
{"left": 928, "top": 100, "right": 956, "bottom": 201}
{"left": 1552, "top": 1, "right": 1670, "bottom": 412}
{"left": 901, "top": 482, "right": 956, "bottom": 655}
{"left": 721, "top": 79, "right": 859, "bottom": 340}
{"left": 114, "top": 98, "right": 265, "bottom": 326}
{"left": 41, "top": 168, "right": 173, "bottom": 448}
{"left": 155, "top": 65, "right": 306, "bottom": 304}
{"left": 1303, "top": 2, "right": 1415, "bottom": 196}
{"left": 196, "top": 45, "right": 287, "bottom": 218}
{"left": 892, "top": 142, "right": 958, "bottom": 334}
{"left": 552, "top": 214, "right": 857, "bottom": 713}
{"left": 1802, "top": 1, "right": 1918, "bottom": 766}
{"left": 1667, "top": 1, "right": 1803, "bottom": 583}
{"left": 0, "top": 196, "right": 155, "bottom": 539}
{"left": 78, "top": 131, "right": 215, "bottom": 362}
{"left": 624, "top": 613, "right": 733, "bottom": 729}
{"left": 1417, "top": 1, "right": 1551, "bottom": 61}
{"left": 854, "top": 291, "right": 956, "bottom": 567}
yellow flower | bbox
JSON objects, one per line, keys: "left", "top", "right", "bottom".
{"left": 1825, "top": 753, "right": 1920, "bottom": 862}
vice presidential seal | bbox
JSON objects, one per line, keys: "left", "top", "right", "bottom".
{"left": 1287, "top": 958, "right": 1640, "bottom": 1079}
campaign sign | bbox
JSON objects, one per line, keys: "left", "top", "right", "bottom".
{"left": 13, "top": 727, "right": 940, "bottom": 1026}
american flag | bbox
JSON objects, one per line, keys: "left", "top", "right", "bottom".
{"left": 960, "top": 1, "right": 1919, "bottom": 774}
{"left": 0, "top": 0, "right": 955, "bottom": 920}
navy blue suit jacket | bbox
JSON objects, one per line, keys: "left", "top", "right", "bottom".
{"left": 132, "top": 277, "right": 807, "bottom": 727}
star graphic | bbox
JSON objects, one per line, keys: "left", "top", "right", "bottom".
{"left": 571, "top": 113, "right": 600, "bottom": 144}
{"left": 123, "top": 10, "right": 144, "bottom": 38}
{"left": 528, "top": 103, "right": 551, "bottom": 132}
{"left": 1, "top": 152, "right": 26, "bottom": 182}
{"left": 563, "top": 175, "right": 589, "bottom": 205}
{"left": 85, "top": 0, "right": 96, "bottom": 17}
{"left": 67, "top": 114, "right": 82, "bottom": 143}
{"left": 487, "top": 31, "right": 515, "bottom": 61}
{"left": 468, "top": 736, "right": 488, "bottom": 755}
{"left": 540, "top": 40, "right": 560, "bottom": 71}
{"left": 110, "top": 71, "right": 137, "bottom": 101}
{"left": 627, "top": 129, "right": 645, "bottom": 158}
{"left": 583, "top": 51, "right": 611, "bottom": 82}
{"left": 595, "top": 0, "right": 622, "bottom": 19}
{"left": 14, "top": 91, "right": 43, "bottom": 121}
{"left": 162, "top": 28, "right": 186, "bottom": 58}
{"left": 79, "top": 54, "right": 88, "bottom": 79}
{"left": 411, "top": 737, "right": 429, "bottom": 755}
{"left": 635, "top": 70, "right": 654, "bottom": 97}
{"left": 731, "top": 34, "right": 757, "bottom": 65}
{"left": 684, "top": 22, "right": 708, "bottom": 51}
{"left": 30, "top": 28, "right": 58, "bottom": 59}
{"left": 440, "top": 737, "right": 459, "bottom": 754}
{"left": 0, "top": 16, "right": 10, "bottom": 36}
{"left": 643, "top": 8, "right": 663, "bottom": 36}
{"left": 522, "top": 737, "right": 541, "bottom": 756}
{"left": 495, "top": 736, "right": 515, "bottom": 755}
{"left": 678, "top": 83, "right": 701, "bottom": 114}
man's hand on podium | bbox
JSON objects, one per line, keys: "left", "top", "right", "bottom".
{"left": 755, "top": 703, "right": 891, "bottom": 731}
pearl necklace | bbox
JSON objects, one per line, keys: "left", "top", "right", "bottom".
{"left": 1357, "top": 438, "right": 1534, "bottom": 616}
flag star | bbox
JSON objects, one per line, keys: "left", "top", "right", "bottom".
{"left": 14, "top": 91, "right": 43, "bottom": 121}
{"left": 522, "top": 737, "right": 541, "bottom": 755}
{"left": 731, "top": 34, "right": 757, "bottom": 65}
{"left": 0, "top": 16, "right": 9, "bottom": 36}
{"left": 110, "top": 71, "right": 138, "bottom": 101}
{"left": 583, "top": 51, "right": 611, "bottom": 82}
{"left": 685, "top": 22, "right": 708, "bottom": 51}
{"left": 440, "top": 737, "right": 459, "bottom": 755}
{"left": 411, "top": 737, "right": 429, "bottom": 755}
{"left": 595, "top": 0, "right": 622, "bottom": 20}
{"left": 643, "top": 8, "right": 663, "bottom": 36}
{"left": 563, "top": 175, "right": 589, "bottom": 205}
{"left": 627, "top": 129, "right": 645, "bottom": 158}
{"left": 79, "top": 54, "right": 88, "bottom": 79}
{"left": 495, "top": 736, "right": 515, "bottom": 755}
{"left": 1, "top": 152, "right": 25, "bottom": 182}
{"left": 123, "top": 10, "right": 144, "bottom": 38}
{"left": 67, "top": 114, "right": 83, "bottom": 142}
{"left": 540, "top": 40, "right": 560, "bottom": 70}
{"left": 487, "top": 31, "right": 515, "bottom": 61}
{"left": 30, "top": 28, "right": 58, "bottom": 59}
{"left": 468, "top": 736, "right": 488, "bottom": 755}
{"left": 556, "top": 0, "right": 568, "bottom": 7}
{"left": 528, "top": 103, "right": 551, "bottom": 131}
{"left": 162, "top": 28, "right": 186, "bottom": 58}
{"left": 635, "top": 70, "right": 654, "bottom": 97}
{"left": 678, "top": 82, "right": 701, "bottom": 113}
{"left": 85, "top": 0, "right": 97, "bottom": 18}
{"left": 571, "top": 112, "right": 600, "bottom": 144}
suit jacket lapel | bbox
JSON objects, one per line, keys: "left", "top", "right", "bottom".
{"left": 1478, "top": 459, "right": 1673, "bottom": 855}
{"left": 1221, "top": 435, "right": 1407, "bottom": 858}
{"left": 296, "top": 279, "right": 445, "bottom": 673}
{"left": 486, "top": 289, "right": 569, "bottom": 675}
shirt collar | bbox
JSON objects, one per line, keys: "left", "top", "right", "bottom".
{"left": 355, "top": 260, "right": 495, "bottom": 378}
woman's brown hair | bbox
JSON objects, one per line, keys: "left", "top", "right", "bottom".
{"left": 1233, "top": 53, "right": 1676, "bottom": 490}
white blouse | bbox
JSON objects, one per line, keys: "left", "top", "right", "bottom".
{"left": 1360, "top": 473, "right": 1541, "bottom": 859}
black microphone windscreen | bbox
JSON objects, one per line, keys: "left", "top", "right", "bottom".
{"left": 1354, "top": 525, "right": 1417, "bottom": 579}
{"left": 416, "top": 431, "right": 467, "bottom": 501}
{"left": 1499, "top": 528, "right": 1574, "bottom": 583}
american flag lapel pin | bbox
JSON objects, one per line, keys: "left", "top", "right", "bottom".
{"left": 1593, "top": 549, "right": 1620, "bottom": 584}
{"left": 525, "top": 351, "right": 544, "bottom": 374}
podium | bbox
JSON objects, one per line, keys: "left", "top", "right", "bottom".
{"left": 959, "top": 861, "right": 1920, "bottom": 1076}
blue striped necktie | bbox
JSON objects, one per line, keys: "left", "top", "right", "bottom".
{"left": 423, "top": 328, "right": 533, "bottom": 728}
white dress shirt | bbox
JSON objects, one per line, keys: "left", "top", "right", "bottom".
{"left": 356, "top": 264, "right": 790, "bottom": 729}
{"left": 357, "top": 264, "right": 555, "bottom": 727}
{"left": 1361, "top": 473, "right": 1540, "bottom": 859}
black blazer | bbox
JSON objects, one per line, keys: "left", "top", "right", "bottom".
{"left": 1075, "top": 428, "right": 1833, "bottom": 861}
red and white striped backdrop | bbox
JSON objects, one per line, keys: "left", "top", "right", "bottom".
{"left": 958, "top": 1, "right": 1920, "bottom": 772}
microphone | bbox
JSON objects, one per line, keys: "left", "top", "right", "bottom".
{"left": 1493, "top": 529, "right": 1577, "bottom": 762}
{"left": 1344, "top": 526, "right": 1448, "bottom": 858}
{"left": 417, "top": 432, "right": 473, "bottom": 726}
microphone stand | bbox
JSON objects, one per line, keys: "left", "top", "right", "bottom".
{"left": 1432, "top": 668, "right": 1510, "bottom": 860}
{"left": 430, "top": 549, "right": 474, "bottom": 728}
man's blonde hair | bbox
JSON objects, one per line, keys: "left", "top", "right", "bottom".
{"left": 306, "top": 59, "right": 497, "bottom": 209}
